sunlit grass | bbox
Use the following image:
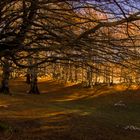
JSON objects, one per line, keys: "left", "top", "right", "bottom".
{"left": 0, "top": 78, "right": 140, "bottom": 140}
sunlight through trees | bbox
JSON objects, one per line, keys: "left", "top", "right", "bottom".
{"left": 0, "top": 0, "right": 140, "bottom": 93}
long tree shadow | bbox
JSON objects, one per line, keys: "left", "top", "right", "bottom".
{"left": 0, "top": 79, "right": 140, "bottom": 139}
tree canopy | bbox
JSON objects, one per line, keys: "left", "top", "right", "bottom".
{"left": 0, "top": 0, "right": 140, "bottom": 69}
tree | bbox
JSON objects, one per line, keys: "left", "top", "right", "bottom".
{"left": 0, "top": 57, "right": 11, "bottom": 94}
{"left": 0, "top": 0, "right": 140, "bottom": 93}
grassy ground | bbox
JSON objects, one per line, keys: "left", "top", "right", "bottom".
{"left": 0, "top": 78, "right": 140, "bottom": 140}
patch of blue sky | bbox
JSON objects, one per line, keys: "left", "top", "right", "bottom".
{"left": 78, "top": 0, "right": 140, "bottom": 17}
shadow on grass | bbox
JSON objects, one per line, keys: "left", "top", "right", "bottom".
{"left": 0, "top": 109, "right": 140, "bottom": 140}
{"left": 0, "top": 79, "right": 140, "bottom": 140}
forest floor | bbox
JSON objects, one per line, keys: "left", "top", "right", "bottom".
{"left": 0, "top": 78, "right": 140, "bottom": 140}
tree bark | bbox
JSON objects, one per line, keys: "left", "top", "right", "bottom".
{"left": 0, "top": 58, "right": 10, "bottom": 94}
{"left": 28, "top": 67, "right": 40, "bottom": 94}
{"left": 26, "top": 73, "right": 31, "bottom": 84}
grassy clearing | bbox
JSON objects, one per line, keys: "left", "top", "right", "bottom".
{"left": 0, "top": 78, "right": 140, "bottom": 140}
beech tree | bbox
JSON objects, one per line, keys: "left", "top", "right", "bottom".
{"left": 0, "top": 0, "right": 140, "bottom": 93}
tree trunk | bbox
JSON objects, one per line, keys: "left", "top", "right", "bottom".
{"left": 28, "top": 55, "right": 40, "bottom": 94}
{"left": 74, "top": 65, "right": 78, "bottom": 82}
{"left": 86, "top": 66, "right": 93, "bottom": 88}
{"left": 26, "top": 73, "right": 31, "bottom": 84}
{"left": 28, "top": 67, "right": 40, "bottom": 94}
{"left": 0, "top": 58, "right": 10, "bottom": 94}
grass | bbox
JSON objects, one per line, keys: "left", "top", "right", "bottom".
{"left": 0, "top": 122, "right": 11, "bottom": 132}
{"left": 0, "top": 78, "right": 140, "bottom": 140}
